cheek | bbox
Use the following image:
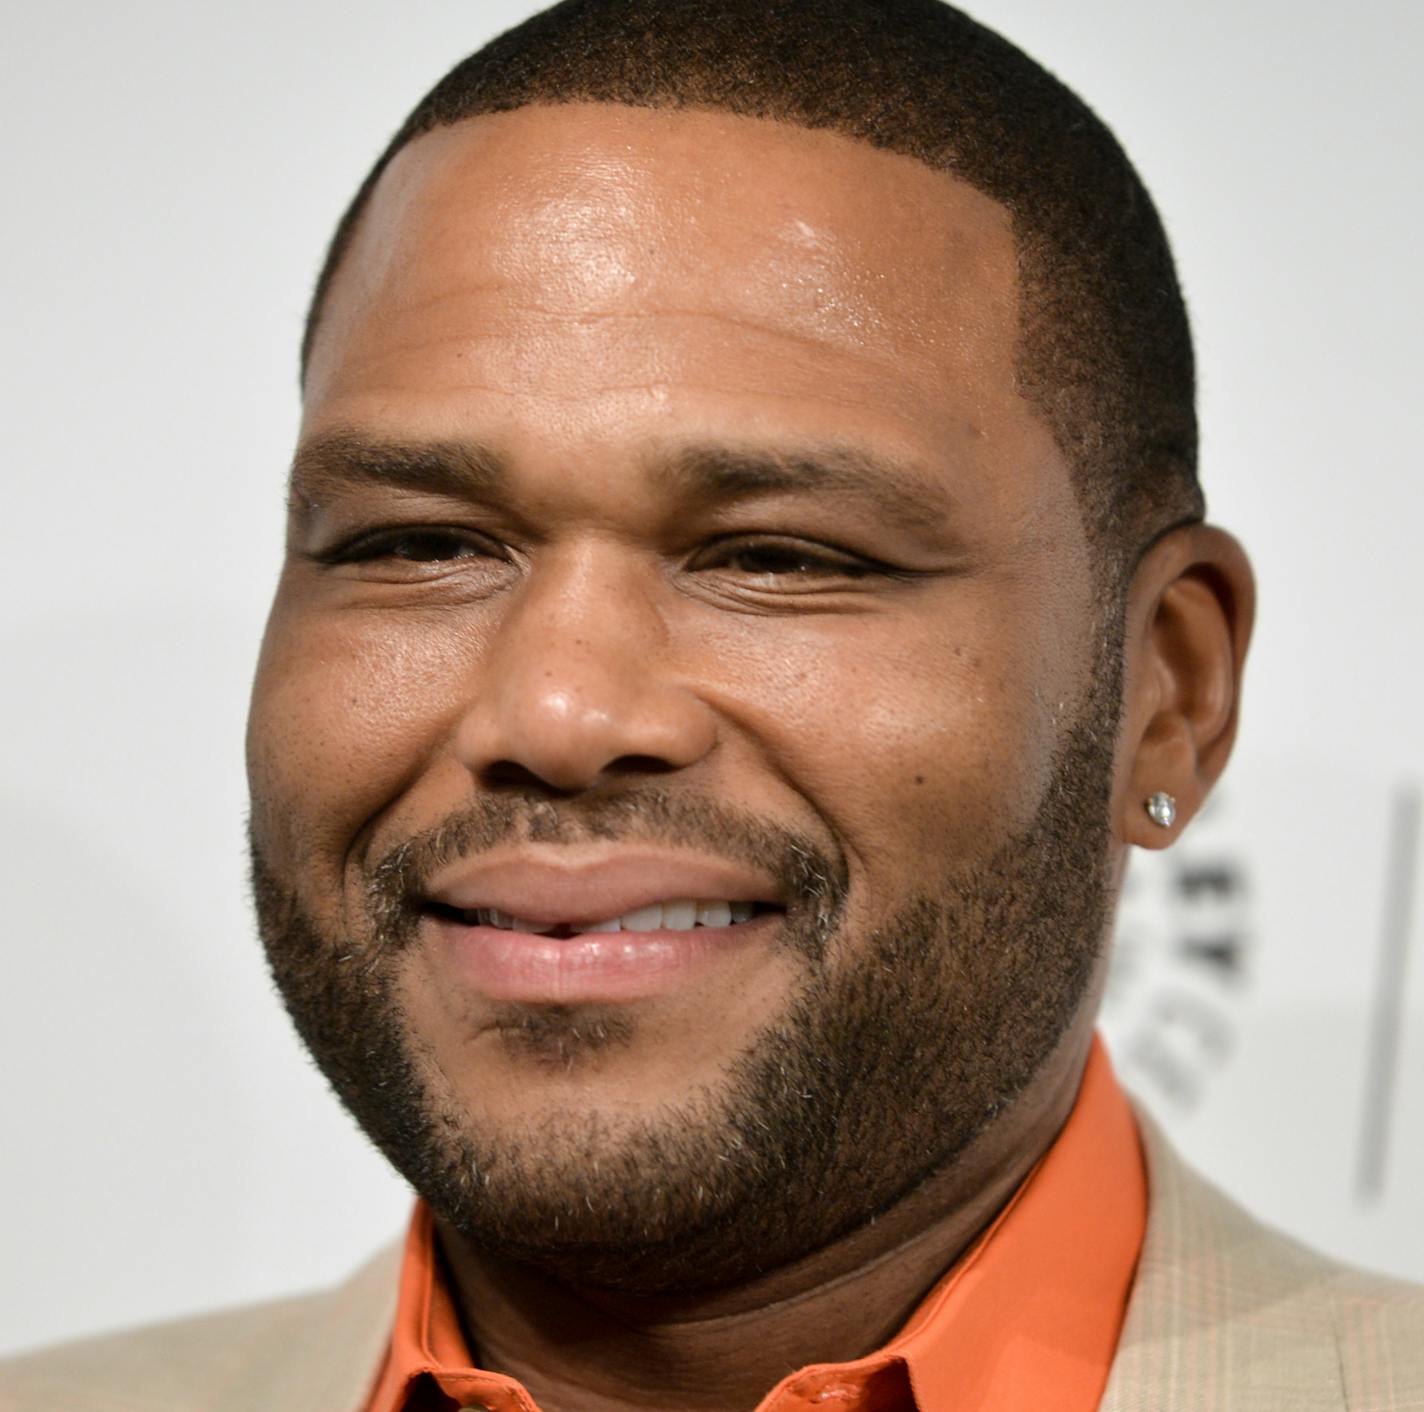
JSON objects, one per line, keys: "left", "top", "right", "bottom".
{"left": 247, "top": 593, "right": 484, "bottom": 876}
{"left": 701, "top": 594, "right": 1063, "bottom": 881}
{"left": 245, "top": 567, "right": 1080, "bottom": 910}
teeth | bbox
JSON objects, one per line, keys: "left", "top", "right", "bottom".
{"left": 465, "top": 899, "right": 761, "bottom": 933}
{"left": 696, "top": 900, "right": 732, "bottom": 927}
{"left": 621, "top": 903, "right": 665, "bottom": 933}
{"left": 472, "top": 908, "right": 558, "bottom": 933}
{"left": 662, "top": 899, "right": 697, "bottom": 930}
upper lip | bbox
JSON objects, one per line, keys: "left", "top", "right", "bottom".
{"left": 421, "top": 848, "right": 784, "bottom": 927}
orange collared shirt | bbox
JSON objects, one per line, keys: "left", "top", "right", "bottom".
{"left": 366, "top": 1035, "right": 1146, "bottom": 1412}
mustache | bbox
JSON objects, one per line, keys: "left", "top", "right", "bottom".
{"left": 363, "top": 786, "right": 850, "bottom": 951}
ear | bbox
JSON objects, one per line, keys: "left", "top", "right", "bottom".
{"left": 1116, "top": 524, "right": 1256, "bottom": 848}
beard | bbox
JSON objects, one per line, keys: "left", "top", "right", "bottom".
{"left": 251, "top": 635, "right": 1123, "bottom": 1297}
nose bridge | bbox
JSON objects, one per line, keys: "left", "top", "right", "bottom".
{"left": 515, "top": 539, "right": 667, "bottom": 686}
{"left": 455, "top": 543, "right": 715, "bottom": 790}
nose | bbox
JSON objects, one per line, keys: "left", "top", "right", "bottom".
{"left": 452, "top": 549, "right": 718, "bottom": 794}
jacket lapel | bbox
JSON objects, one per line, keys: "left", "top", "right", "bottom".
{"left": 1098, "top": 1107, "right": 1346, "bottom": 1411}
{"left": 255, "top": 1238, "right": 404, "bottom": 1412}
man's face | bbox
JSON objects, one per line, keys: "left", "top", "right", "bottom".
{"left": 248, "top": 104, "right": 1120, "bottom": 1291}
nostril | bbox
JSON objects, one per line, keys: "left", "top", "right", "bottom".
{"left": 480, "top": 759, "right": 563, "bottom": 790}
{"left": 477, "top": 754, "right": 684, "bottom": 793}
{"left": 606, "top": 753, "right": 683, "bottom": 776}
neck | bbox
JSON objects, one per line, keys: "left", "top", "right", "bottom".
{"left": 436, "top": 1031, "right": 1092, "bottom": 1412}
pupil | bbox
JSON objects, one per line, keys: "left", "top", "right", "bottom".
{"left": 403, "top": 533, "right": 461, "bottom": 561}
{"left": 745, "top": 547, "right": 809, "bottom": 573}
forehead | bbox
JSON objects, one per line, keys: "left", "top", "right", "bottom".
{"left": 304, "top": 102, "right": 1064, "bottom": 524}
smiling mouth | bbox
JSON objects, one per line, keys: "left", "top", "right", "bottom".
{"left": 423, "top": 898, "right": 778, "bottom": 939}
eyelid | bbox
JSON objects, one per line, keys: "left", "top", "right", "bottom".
{"left": 307, "top": 522, "right": 506, "bottom": 565}
{"left": 687, "top": 532, "right": 915, "bottom": 580}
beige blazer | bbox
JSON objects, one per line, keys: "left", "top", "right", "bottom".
{"left": 4, "top": 1114, "right": 1422, "bottom": 1411}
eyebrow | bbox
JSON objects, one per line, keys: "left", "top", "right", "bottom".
{"left": 290, "top": 429, "right": 954, "bottom": 537}
{"left": 289, "top": 431, "right": 508, "bottom": 512}
{"left": 656, "top": 445, "right": 954, "bottom": 536}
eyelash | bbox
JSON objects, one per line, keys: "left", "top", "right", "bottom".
{"left": 694, "top": 537, "right": 880, "bottom": 579}
{"left": 319, "top": 526, "right": 500, "bottom": 567}
{"left": 315, "top": 526, "right": 900, "bottom": 582}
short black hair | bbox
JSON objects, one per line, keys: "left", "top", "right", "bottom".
{"left": 303, "top": 0, "right": 1204, "bottom": 580}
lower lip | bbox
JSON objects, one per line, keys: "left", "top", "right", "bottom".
{"left": 425, "top": 914, "right": 778, "bottom": 1003}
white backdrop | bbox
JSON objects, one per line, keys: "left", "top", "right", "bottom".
{"left": 2, "top": 0, "right": 1421, "bottom": 1359}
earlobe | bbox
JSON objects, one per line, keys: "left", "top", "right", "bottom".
{"left": 1117, "top": 525, "right": 1255, "bottom": 849}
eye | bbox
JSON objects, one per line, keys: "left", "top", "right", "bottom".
{"left": 320, "top": 526, "right": 501, "bottom": 566}
{"left": 691, "top": 536, "right": 879, "bottom": 580}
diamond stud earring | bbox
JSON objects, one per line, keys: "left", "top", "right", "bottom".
{"left": 1145, "top": 791, "right": 1177, "bottom": 829}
